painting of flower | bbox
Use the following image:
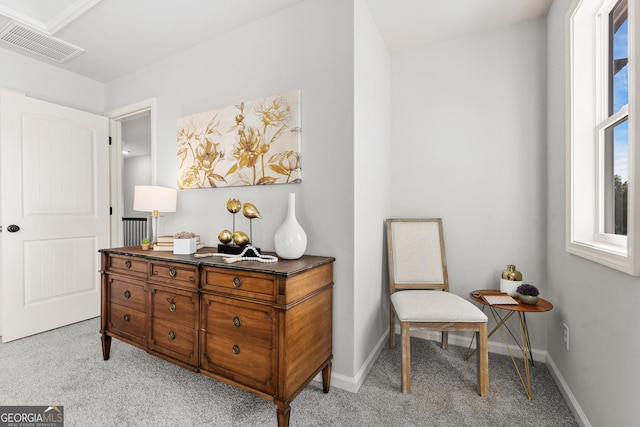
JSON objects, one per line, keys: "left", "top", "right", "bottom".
{"left": 177, "top": 90, "right": 301, "bottom": 189}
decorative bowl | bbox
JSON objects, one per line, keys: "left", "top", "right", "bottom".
{"left": 518, "top": 294, "right": 539, "bottom": 305}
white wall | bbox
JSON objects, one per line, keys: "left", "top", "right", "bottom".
{"left": 0, "top": 48, "right": 104, "bottom": 113}
{"left": 353, "top": 0, "right": 392, "bottom": 380}
{"left": 123, "top": 155, "right": 151, "bottom": 217}
{"left": 104, "top": 0, "right": 359, "bottom": 384}
{"left": 390, "top": 19, "right": 548, "bottom": 350}
{"left": 546, "top": 1, "right": 640, "bottom": 426}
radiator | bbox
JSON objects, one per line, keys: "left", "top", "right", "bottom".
{"left": 122, "top": 217, "right": 148, "bottom": 246}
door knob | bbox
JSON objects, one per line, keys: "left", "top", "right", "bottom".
{"left": 7, "top": 225, "right": 20, "bottom": 233}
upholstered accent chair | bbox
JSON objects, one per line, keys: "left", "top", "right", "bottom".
{"left": 386, "top": 218, "right": 489, "bottom": 395}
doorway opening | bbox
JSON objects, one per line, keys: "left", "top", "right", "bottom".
{"left": 106, "top": 98, "right": 156, "bottom": 247}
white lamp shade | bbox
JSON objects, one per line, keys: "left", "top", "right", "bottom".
{"left": 133, "top": 185, "right": 177, "bottom": 213}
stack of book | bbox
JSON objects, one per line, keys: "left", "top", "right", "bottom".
{"left": 153, "top": 235, "right": 205, "bottom": 251}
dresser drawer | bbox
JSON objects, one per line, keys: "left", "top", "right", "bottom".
{"left": 108, "top": 255, "right": 148, "bottom": 277}
{"left": 201, "top": 294, "right": 274, "bottom": 349}
{"left": 150, "top": 261, "right": 198, "bottom": 289}
{"left": 149, "top": 317, "right": 198, "bottom": 366}
{"left": 202, "top": 268, "right": 276, "bottom": 301}
{"left": 201, "top": 332, "right": 274, "bottom": 394}
{"left": 109, "top": 276, "right": 146, "bottom": 312}
{"left": 150, "top": 285, "right": 198, "bottom": 328}
{"left": 109, "top": 303, "right": 146, "bottom": 344}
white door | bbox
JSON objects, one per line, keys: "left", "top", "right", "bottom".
{"left": 0, "top": 90, "right": 110, "bottom": 342}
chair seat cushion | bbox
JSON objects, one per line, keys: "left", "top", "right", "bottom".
{"left": 391, "top": 290, "right": 487, "bottom": 323}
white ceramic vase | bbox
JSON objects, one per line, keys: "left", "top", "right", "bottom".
{"left": 500, "top": 264, "right": 522, "bottom": 296}
{"left": 274, "top": 193, "right": 307, "bottom": 259}
{"left": 500, "top": 278, "right": 521, "bottom": 297}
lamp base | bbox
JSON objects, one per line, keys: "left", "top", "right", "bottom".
{"left": 218, "top": 244, "right": 261, "bottom": 257}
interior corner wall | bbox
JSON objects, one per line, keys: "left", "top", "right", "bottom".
{"left": 353, "top": 0, "right": 392, "bottom": 381}
{"left": 390, "top": 18, "right": 548, "bottom": 350}
{"left": 545, "top": 1, "right": 640, "bottom": 426}
{"left": 104, "top": 0, "right": 357, "bottom": 385}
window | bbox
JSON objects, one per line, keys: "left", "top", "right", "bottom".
{"left": 568, "top": 0, "right": 639, "bottom": 274}
{"left": 600, "top": 0, "right": 628, "bottom": 243}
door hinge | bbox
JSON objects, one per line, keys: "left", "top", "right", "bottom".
{"left": 110, "top": 206, "right": 113, "bottom": 215}
{"left": 109, "top": 136, "right": 112, "bottom": 145}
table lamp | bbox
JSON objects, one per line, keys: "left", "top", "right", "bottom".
{"left": 133, "top": 185, "right": 177, "bottom": 245}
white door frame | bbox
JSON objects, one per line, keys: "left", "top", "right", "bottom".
{"left": 0, "top": 88, "right": 22, "bottom": 337}
{"left": 105, "top": 98, "right": 157, "bottom": 247}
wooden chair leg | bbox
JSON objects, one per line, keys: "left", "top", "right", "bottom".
{"left": 441, "top": 331, "right": 449, "bottom": 349}
{"left": 477, "top": 323, "right": 489, "bottom": 396}
{"left": 401, "top": 321, "right": 411, "bottom": 394}
{"left": 389, "top": 307, "right": 396, "bottom": 349}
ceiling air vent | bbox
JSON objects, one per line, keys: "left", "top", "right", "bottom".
{"left": 0, "top": 21, "right": 84, "bottom": 63}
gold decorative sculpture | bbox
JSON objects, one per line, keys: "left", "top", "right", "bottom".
{"left": 233, "top": 231, "right": 250, "bottom": 246}
{"left": 242, "top": 203, "right": 262, "bottom": 219}
{"left": 218, "top": 198, "right": 262, "bottom": 256}
{"left": 226, "top": 198, "right": 242, "bottom": 238}
{"left": 218, "top": 229, "right": 232, "bottom": 244}
{"left": 242, "top": 202, "right": 261, "bottom": 244}
{"left": 226, "top": 198, "right": 241, "bottom": 213}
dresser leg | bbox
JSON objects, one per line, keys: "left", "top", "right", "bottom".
{"left": 101, "top": 334, "right": 111, "bottom": 360}
{"left": 276, "top": 404, "right": 290, "bottom": 427}
{"left": 322, "top": 362, "right": 332, "bottom": 393}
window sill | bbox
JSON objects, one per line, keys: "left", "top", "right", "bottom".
{"left": 566, "top": 239, "right": 635, "bottom": 275}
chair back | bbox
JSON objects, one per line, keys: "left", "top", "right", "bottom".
{"left": 386, "top": 218, "right": 449, "bottom": 294}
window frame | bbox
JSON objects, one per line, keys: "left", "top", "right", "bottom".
{"left": 567, "top": 0, "right": 640, "bottom": 275}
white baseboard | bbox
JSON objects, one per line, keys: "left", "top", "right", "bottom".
{"left": 545, "top": 352, "right": 591, "bottom": 427}
{"left": 313, "top": 331, "right": 388, "bottom": 393}
{"left": 324, "top": 328, "right": 592, "bottom": 427}
{"left": 322, "top": 328, "right": 544, "bottom": 394}
{"left": 407, "top": 329, "right": 548, "bottom": 363}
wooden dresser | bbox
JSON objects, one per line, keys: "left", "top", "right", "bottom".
{"left": 99, "top": 247, "right": 334, "bottom": 427}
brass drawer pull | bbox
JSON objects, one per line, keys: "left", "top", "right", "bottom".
{"left": 123, "top": 314, "right": 130, "bottom": 323}
{"left": 168, "top": 330, "right": 176, "bottom": 340}
{"left": 124, "top": 290, "right": 131, "bottom": 299}
{"left": 232, "top": 276, "right": 242, "bottom": 288}
{"left": 167, "top": 298, "right": 176, "bottom": 312}
{"left": 125, "top": 260, "right": 131, "bottom": 269}
{"left": 232, "top": 316, "right": 242, "bottom": 328}
{"left": 168, "top": 266, "right": 177, "bottom": 278}
{"left": 232, "top": 345, "right": 240, "bottom": 354}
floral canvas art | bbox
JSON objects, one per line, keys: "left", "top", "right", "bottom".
{"left": 177, "top": 90, "right": 301, "bottom": 189}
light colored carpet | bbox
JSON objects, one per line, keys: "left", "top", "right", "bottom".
{"left": 0, "top": 318, "right": 577, "bottom": 426}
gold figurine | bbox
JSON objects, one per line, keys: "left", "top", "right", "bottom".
{"left": 226, "top": 198, "right": 241, "bottom": 213}
{"left": 233, "top": 231, "right": 250, "bottom": 246}
{"left": 225, "top": 198, "right": 242, "bottom": 241}
{"left": 218, "top": 229, "right": 232, "bottom": 244}
{"left": 242, "top": 202, "right": 262, "bottom": 219}
{"left": 218, "top": 198, "right": 263, "bottom": 256}
{"left": 219, "top": 199, "right": 261, "bottom": 248}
